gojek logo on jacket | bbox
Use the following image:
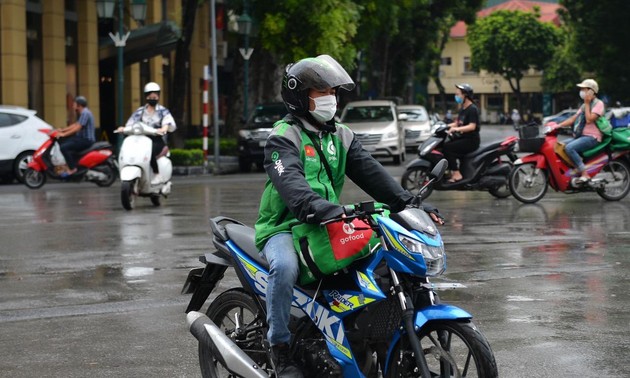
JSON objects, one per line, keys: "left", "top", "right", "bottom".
{"left": 271, "top": 151, "right": 285, "bottom": 176}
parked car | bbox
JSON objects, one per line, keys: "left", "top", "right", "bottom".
{"left": 340, "top": 100, "right": 405, "bottom": 164}
{"left": 542, "top": 108, "right": 577, "bottom": 126}
{"left": 397, "top": 104, "right": 432, "bottom": 151}
{"left": 0, "top": 106, "right": 53, "bottom": 183}
{"left": 237, "top": 102, "right": 287, "bottom": 172}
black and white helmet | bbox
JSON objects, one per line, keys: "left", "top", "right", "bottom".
{"left": 455, "top": 83, "right": 474, "bottom": 99}
{"left": 281, "top": 55, "right": 355, "bottom": 117}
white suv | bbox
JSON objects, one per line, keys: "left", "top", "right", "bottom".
{"left": 340, "top": 100, "right": 405, "bottom": 165}
{"left": 0, "top": 106, "right": 53, "bottom": 183}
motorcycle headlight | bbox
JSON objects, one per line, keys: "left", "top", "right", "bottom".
{"left": 132, "top": 124, "right": 143, "bottom": 135}
{"left": 399, "top": 235, "right": 446, "bottom": 276}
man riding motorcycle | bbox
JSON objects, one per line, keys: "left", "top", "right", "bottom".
{"left": 254, "top": 54, "right": 444, "bottom": 377}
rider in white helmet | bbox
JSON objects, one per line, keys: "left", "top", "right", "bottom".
{"left": 118, "top": 82, "right": 177, "bottom": 184}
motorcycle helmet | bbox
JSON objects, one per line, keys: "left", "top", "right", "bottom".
{"left": 74, "top": 95, "right": 88, "bottom": 107}
{"left": 455, "top": 83, "right": 474, "bottom": 99}
{"left": 144, "top": 82, "right": 161, "bottom": 94}
{"left": 281, "top": 55, "right": 355, "bottom": 118}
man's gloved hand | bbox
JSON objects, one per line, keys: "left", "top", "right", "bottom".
{"left": 421, "top": 202, "right": 445, "bottom": 225}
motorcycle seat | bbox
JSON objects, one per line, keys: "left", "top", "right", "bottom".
{"left": 462, "top": 140, "right": 505, "bottom": 158}
{"left": 78, "top": 141, "right": 112, "bottom": 155}
{"left": 224, "top": 224, "right": 269, "bottom": 270}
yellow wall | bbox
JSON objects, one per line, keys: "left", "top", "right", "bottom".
{"left": 0, "top": 0, "right": 28, "bottom": 107}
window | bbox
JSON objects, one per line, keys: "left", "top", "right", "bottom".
{"left": 0, "top": 113, "right": 27, "bottom": 128}
{"left": 440, "top": 57, "right": 452, "bottom": 66}
{"left": 463, "top": 57, "right": 476, "bottom": 74}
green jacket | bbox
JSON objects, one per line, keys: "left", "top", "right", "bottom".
{"left": 254, "top": 115, "right": 412, "bottom": 250}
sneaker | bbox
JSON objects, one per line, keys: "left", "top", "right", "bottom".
{"left": 271, "top": 344, "right": 303, "bottom": 378}
{"left": 150, "top": 173, "right": 163, "bottom": 185}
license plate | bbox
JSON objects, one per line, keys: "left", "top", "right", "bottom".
{"left": 259, "top": 141, "right": 266, "bottom": 147}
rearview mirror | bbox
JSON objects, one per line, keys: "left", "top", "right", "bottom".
{"left": 430, "top": 159, "right": 448, "bottom": 182}
{"left": 397, "top": 113, "right": 408, "bottom": 121}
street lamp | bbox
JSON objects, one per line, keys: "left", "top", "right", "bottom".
{"left": 237, "top": 7, "right": 253, "bottom": 121}
{"left": 96, "top": 0, "right": 147, "bottom": 153}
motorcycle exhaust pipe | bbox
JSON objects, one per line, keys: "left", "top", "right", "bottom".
{"left": 186, "top": 311, "right": 268, "bottom": 378}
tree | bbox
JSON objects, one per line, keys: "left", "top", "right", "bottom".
{"left": 467, "top": 9, "right": 561, "bottom": 113}
{"left": 559, "top": 0, "right": 630, "bottom": 104}
{"left": 170, "top": 0, "right": 202, "bottom": 148}
{"left": 541, "top": 28, "right": 582, "bottom": 94}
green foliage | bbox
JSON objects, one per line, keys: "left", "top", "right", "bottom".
{"left": 541, "top": 29, "right": 582, "bottom": 93}
{"left": 467, "top": 10, "right": 561, "bottom": 86}
{"left": 254, "top": 0, "right": 361, "bottom": 67}
{"left": 170, "top": 149, "right": 204, "bottom": 166}
{"left": 182, "top": 138, "right": 238, "bottom": 156}
{"left": 560, "top": 0, "right": 630, "bottom": 103}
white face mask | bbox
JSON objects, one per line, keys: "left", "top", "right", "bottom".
{"left": 309, "top": 95, "right": 337, "bottom": 123}
{"left": 579, "top": 90, "right": 586, "bottom": 100}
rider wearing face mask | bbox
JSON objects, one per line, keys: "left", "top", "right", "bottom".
{"left": 443, "top": 83, "right": 480, "bottom": 182}
{"left": 555, "top": 79, "right": 604, "bottom": 183}
{"left": 254, "top": 55, "right": 444, "bottom": 378}
{"left": 118, "top": 82, "right": 177, "bottom": 185}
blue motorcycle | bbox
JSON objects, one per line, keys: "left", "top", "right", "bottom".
{"left": 182, "top": 160, "right": 497, "bottom": 378}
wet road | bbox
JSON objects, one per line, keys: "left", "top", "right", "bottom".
{"left": 1, "top": 127, "right": 629, "bottom": 377}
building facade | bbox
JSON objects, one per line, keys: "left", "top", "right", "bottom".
{"left": 0, "top": 0, "right": 222, "bottom": 140}
{"left": 427, "top": 0, "right": 562, "bottom": 123}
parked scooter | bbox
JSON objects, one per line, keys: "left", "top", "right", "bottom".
{"left": 182, "top": 160, "right": 498, "bottom": 378}
{"left": 401, "top": 124, "right": 518, "bottom": 199}
{"left": 116, "top": 122, "right": 172, "bottom": 210}
{"left": 509, "top": 123, "right": 630, "bottom": 203}
{"left": 23, "top": 129, "right": 117, "bottom": 189}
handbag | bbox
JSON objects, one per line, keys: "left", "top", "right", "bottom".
{"left": 595, "top": 115, "right": 613, "bottom": 137}
{"left": 554, "top": 141, "right": 575, "bottom": 167}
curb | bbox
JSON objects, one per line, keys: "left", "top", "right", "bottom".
{"left": 173, "top": 155, "right": 240, "bottom": 176}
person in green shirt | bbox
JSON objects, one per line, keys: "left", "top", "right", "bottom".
{"left": 255, "top": 55, "right": 444, "bottom": 377}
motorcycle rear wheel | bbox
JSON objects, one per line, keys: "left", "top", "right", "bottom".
{"left": 94, "top": 162, "right": 117, "bottom": 187}
{"left": 385, "top": 320, "right": 497, "bottom": 378}
{"left": 200, "top": 289, "right": 269, "bottom": 378}
{"left": 488, "top": 183, "right": 511, "bottom": 199}
{"left": 401, "top": 166, "right": 432, "bottom": 199}
{"left": 596, "top": 160, "right": 630, "bottom": 201}
{"left": 121, "top": 180, "right": 137, "bottom": 210}
{"left": 509, "top": 164, "right": 548, "bottom": 203}
{"left": 23, "top": 167, "right": 46, "bottom": 189}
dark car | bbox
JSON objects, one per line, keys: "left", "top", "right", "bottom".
{"left": 237, "top": 102, "right": 287, "bottom": 172}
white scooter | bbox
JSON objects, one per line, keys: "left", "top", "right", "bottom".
{"left": 116, "top": 122, "right": 173, "bottom": 210}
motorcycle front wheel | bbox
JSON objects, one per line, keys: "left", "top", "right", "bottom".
{"left": 200, "top": 289, "right": 269, "bottom": 378}
{"left": 509, "top": 164, "right": 548, "bottom": 203}
{"left": 23, "top": 168, "right": 46, "bottom": 189}
{"left": 596, "top": 160, "right": 630, "bottom": 201}
{"left": 386, "top": 320, "right": 498, "bottom": 378}
{"left": 121, "top": 179, "right": 137, "bottom": 210}
{"left": 401, "top": 166, "right": 432, "bottom": 199}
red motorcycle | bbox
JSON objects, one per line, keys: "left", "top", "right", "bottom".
{"left": 23, "top": 129, "right": 117, "bottom": 189}
{"left": 509, "top": 123, "right": 630, "bottom": 203}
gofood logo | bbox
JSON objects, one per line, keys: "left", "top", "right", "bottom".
{"left": 339, "top": 222, "right": 365, "bottom": 245}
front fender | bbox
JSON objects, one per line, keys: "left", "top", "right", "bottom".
{"left": 405, "top": 157, "right": 432, "bottom": 170}
{"left": 514, "top": 154, "right": 547, "bottom": 170}
{"left": 384, "top": 304, "right": 472, "bottom": 373}
{"left": 120, "top": 166, "right": 142, "bottom": 181}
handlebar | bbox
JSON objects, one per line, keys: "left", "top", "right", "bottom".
{"left": 308, "top": 201, "right": 388, "bottom": 226}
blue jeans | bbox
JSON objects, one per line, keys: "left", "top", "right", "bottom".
{"left": 564, "top": 136, "right": 598, "bottom": 173}
{"left": 261, "top": 232, "right": 299, "bottom": 346}
{"left": 59, "top": 136, "right": 93, "bottom": 169}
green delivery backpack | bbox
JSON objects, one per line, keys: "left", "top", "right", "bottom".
{"left": 291, "top": 204, "right": 389, "bottom": 285}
